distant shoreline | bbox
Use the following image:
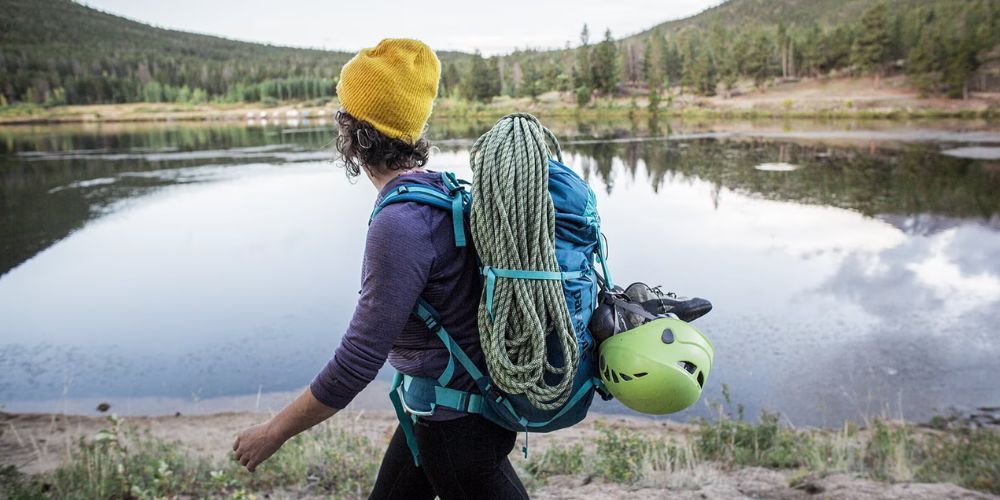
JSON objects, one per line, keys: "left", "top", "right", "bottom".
{"left": 2, "top": 76, "right": 997, "bottom": 126}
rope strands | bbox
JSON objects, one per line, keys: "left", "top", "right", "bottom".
{"left": 469, "top": 113, "right": 579, "bottom": 410}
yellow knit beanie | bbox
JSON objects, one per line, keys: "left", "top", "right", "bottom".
{"left": 336, "top": 39, "right": 441, "bottom": 144}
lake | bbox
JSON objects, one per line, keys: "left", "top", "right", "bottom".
{"left": 1, "top": 117, "right": 998, "bottom": 427}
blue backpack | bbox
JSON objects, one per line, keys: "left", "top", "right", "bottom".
{"left": 370, "top": 160, "right": 613, "bottom": 465}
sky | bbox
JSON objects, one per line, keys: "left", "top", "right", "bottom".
{"left": 80, "top": 0, "right": 721, "bottom": 55}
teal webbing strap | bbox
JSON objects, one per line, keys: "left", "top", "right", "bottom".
{"left": 596, "top": 233, "right": 614, "bottom": 289}
{"left": 388, "top": 372, "right": 421, "bottom": 465}
{"left": 370, "top": 185, "right": 453, "bottom": 221}
{"left": 440, "top": 172, "right": 469, "bottom": 247}
{"left": 391, "top": 298, "right": 489, "bottom": 466}
{"left": 412, "top": 300, "right": 455, "bottom": 386}
{"left": 399, "top": 374, "right": 485, "bottom": 415}
{"left": 524, "top": 377, "right": 597, "bottom": 428}
{"left": 415, "top": 299, "right": 525, "bottom": 429}
{"left": 432, "top": 383, "right": 484, "bottom": 414}
{"left": 451, "top": 193, "right": 466, "bottom": 246}
{"left": 481, "top": 266, "right": 586, "bottom": 320}
{"left": 368, "top": 179, "right": 470, "bottom": 248}
{"left": 413, "top": 299, "right": 485, "bottom": 383}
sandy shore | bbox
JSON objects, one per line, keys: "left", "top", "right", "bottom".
{"left": 0, "top": 76, "right": 996, "bottom": 126}
{"left": 1, "top": 409, "right": 993, "bottom": 499}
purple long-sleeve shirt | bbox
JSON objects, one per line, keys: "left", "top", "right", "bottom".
{"left": 310, "top": 171, "right": 484, "bottom": 418}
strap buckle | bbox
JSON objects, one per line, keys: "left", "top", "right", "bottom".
{"left": 485, "top": 383, "right": 505, "bottom": 404}
{"left": 441, "top": 172, "right": 463, "bottom": 194}
{"left": 422, "top": 314, "right": 441, "bottom": 333}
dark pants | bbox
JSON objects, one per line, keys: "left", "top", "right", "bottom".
{"left": 369, "top": 415, "right": 529, "bottom": 500}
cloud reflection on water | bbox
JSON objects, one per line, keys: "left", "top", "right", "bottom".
{"left": 1, "top": 123, "right": 998, "bottom": 424}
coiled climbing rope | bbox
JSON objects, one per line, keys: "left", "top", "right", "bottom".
{"left": 469, "top": 113, "right": 578, "bottom": 410}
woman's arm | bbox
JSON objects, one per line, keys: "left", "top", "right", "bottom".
{"left": 232, "top": 202, "right": 436, "bottom": 472}
{"left": 232, "top": 388, "right": 336, "bottom": 472}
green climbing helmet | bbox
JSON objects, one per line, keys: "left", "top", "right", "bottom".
{"left": 598, "top": 317, "right": 715, "bottom": 415}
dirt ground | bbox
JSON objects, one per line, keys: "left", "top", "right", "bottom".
{"left": 694, "top": 74, "right": 999, "bottom": 114}
{"left": 1, "top": 410, "right": 994, "bottom": 499}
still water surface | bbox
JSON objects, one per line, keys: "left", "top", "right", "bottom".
{"left": 1, "top": 119, "right": 998, "bottom": 425}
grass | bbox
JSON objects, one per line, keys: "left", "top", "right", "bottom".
{"left": 576, "top": 387, "right": 1000, "bottom": 494}
{"left": 0, "top": 414, "right": 380, "bottom": 499}
{"left": 518, "top": 386, "right": 999, "bottom": 494}
{"left": 3, "top": 402, "right": 998, "bottom": 499}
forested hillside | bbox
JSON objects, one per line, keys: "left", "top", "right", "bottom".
{"left": 476, "top": 0, "right": 999, "bottom": 103}
{"left": 0, "top": 0, "right": 359, "bottom": 105}
{"left": 2, "top": 0, "right": 998, "bottom": 107}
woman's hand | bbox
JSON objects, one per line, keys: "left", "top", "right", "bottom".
{"left": 230, "top": 388, "right": 338, "bottom": 473}
{"left": 233, "top": 421, "right": 285, "bottom": 472}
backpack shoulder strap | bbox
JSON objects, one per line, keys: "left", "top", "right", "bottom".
{"left": 412, "top": 298, "right": 485, "bottom": 384}
{"left": 389, "top": 297, "right": 486, "bottom": 466}
{"left": 369, "top": 172, "right": 472, "bottom": 247}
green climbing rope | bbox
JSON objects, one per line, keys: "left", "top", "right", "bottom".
{"left": 469, "top": 113, "right": 578, "bottom": 410}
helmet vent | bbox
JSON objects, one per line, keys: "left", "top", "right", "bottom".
{"left": 611, "top": 370, "right": 620, "bottom": 383}
{"left": 697, "top": 371, "right": 705, "bottom": 388}
{"left": 620, "top": 373, "right": 632, "bottom": 381}
{"left": 633, "top": 372, "right": 648, "bottom": 378}
{"left": 678, "top": 361, "right": 697, "bottom": 374}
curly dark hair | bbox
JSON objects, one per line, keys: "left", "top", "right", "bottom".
{"left": 334, "top": 110, "right": 431, "bottom": 178}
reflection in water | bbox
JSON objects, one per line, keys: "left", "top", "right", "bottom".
{"left": 0, "top": 121, "right": 998, "bottom": 424}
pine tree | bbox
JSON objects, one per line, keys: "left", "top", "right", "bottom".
{"left": 711, "top": 24, "right": 737, "bottom": 96}
{"left": 653, "top": 34, "right": 669, "bottom": 89}
{"left": 642, "top": 39, "right": 659, "bottom": 89}
{"left": 694, "top": 45, "right": 718, "bottom": 96}
{"left": 575, "top": 24, "right": 592, "bottom": 90}
{"left": 680, "top": 39, "right": 698, "bottom": 91}
{"left": 800, "top": 23, "right": 823, "bottom": 77}
{"left": 464, "top": 51, "right": 500, "bottom": 102}
{"left": 591, "top": 29, "right": 619, "bottom": 95}
{"left": 441, "top": 62, "right": 461, "bottom": 98}
{"left": 521, "top": 59, "right": 541, "bottom": 99}
{"left": 660, "top": 38, "right": 682, "bottom": 87}
{"left": 852, "top": 3, "right": 891, "bottom": 88}
{"left": 945, "top": 32, "right": 979, "bottom": 99}
{"left": 743, "top": 30, "right": 772, "bottom": 90}
{"left": 778, "top": 22, "right": 790, "bottom": 80}
{"left": 906, "top": 19, "right": 944, "bottom": 95}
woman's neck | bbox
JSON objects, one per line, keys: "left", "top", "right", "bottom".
{"left": 368, "top": 167, "right": 426, "bottom": 191}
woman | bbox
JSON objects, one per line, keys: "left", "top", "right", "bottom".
{"left": 232, "top": 39, "right": 528, "bottom": 499}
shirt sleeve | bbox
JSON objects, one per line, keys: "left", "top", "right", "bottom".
{"left": 309, "top": 204, "right": 436, "bottom": 409}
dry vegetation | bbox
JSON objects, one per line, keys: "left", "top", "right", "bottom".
{"left": 2, "top": 393, "right": 996, "bottom": 499}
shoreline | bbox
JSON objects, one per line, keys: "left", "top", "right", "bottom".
{"left": 1, "top": 408, "right": 996, "bottom": 499}
{"left": 2, "top": 76, "right": 997, "bottom": 126}
{"left": 0, "top": 103, "right": 994, "bottom": 127}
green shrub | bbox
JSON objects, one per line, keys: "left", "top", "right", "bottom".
{"left": 594, "top": 421, "right": 649, "bottom": 483}
{"left": 232, "top": 422, "right": 380, "bottom": 496}
{"left": 862, "top": 419, "right": 913, "bottom": 481}
{"left": 575, "top": 86, "right": 592, "bottom": 107}
{"left": 525, "top": 443, "right": 586, "bottom": 480}
{"left": 914, "top": 428, "right": 1000, "bottom": 494}
{"left": 43, "top": 415, "right": 210, "bottom": 499}
{"left": 694, "top": 411, "right": 806, "bottom": 468}
{"left": 0, "top": 465, "right": 47, "bottom": 499}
